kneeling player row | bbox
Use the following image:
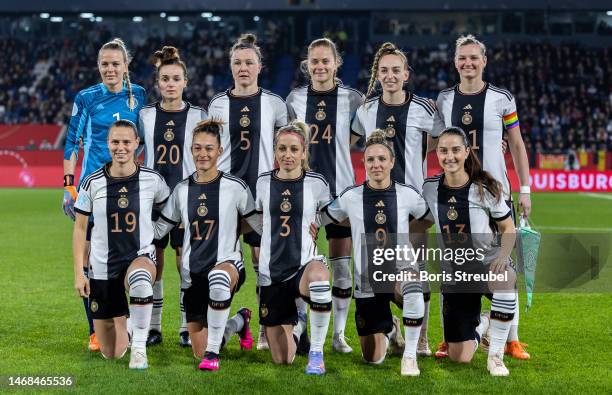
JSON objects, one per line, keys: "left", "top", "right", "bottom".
{"left": 73, "top": 119, "right": 517, "bottom": 376}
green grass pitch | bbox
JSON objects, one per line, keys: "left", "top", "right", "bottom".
{"left": 0, "top": 189, "right": 610, "bottom": 393}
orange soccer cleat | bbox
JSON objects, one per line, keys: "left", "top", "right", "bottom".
{"left": 88, "top": 333, "right": 100, "bottom": 352}
{"left": 434, "top": 341, "right": 448, "bottom": 359}
{"left": 505, "top": 341, "right": 530, "bottom": 360}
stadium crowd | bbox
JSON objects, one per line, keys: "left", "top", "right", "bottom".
{"left": 1, "top": 31, "right": 610, "bottom": 157}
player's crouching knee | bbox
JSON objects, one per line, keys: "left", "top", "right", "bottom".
{"left": 448, "top": 346, "right": 474, "bottom": 363}
{"left": 101, "top": 345, "right": 128, "bottom": 360}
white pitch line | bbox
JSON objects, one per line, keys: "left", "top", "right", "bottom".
{"left": 582, "top": 193, "right": 612, "bottom": 201}
{"left": 536, "top": 226, "right": 612, "bottom": 232}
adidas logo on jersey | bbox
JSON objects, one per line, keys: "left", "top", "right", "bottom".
{"left": 199, "top": 193, "right": 207, "bottom": 200}
{"left": 448, "top": 196, "right": 457, "bottom": 203}
{"left": 375, "top": 200, "right": 385, "bottom": 207}
{"left": 282, "top": 189, "right": 291, "bottom": 196}
{"left": 317, "top": 101, "right": 326, "bottom": 107}
{"left": 386, "top": 116, "right": 395, "bottom": 122}
{"left": 463, "top": 104, "right": 472, "bottom": 110}
{"left": 241, "top": 106, "right": 250, "bottom": 112}
{"left": 118, "top": 187, "right": 128, "bottom": 193}
{"left": 166, "top": 120, "right": 175, "bottom": 126}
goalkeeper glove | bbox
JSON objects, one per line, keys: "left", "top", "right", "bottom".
{"left": 63, "top": 174, "right": 78, "bottom": 221}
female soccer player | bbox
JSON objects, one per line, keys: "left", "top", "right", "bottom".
{"left": 73, "top": 120, "right": 170, "bottom": 370}
{"left": 286, "top": 38, "right": 364, "bottom": 353}
{"left": 154, "top": 120, "right": 259, "bottom": 371}
{"left": 208, "top": 33, "right": 287, "bottom": 349}
{"left": 417, "top": 126, "right": 517, "bottom": 376}
{"left": 140, "top": 46, "right": 207, "bottom": 347}
{"left": 434, "top": 34, "right": 531, "bottom": 360}
{"left": 322, "top": 130, "right": 430, "bottom": 376}
{"left": 255, "top": 121, "right": 332, "bottom": 375}
{"left": 351, "top": 42, "right": 440, "bottom": 356}
{"left": 63, "top": 38, "right": 146, "bottom": 351}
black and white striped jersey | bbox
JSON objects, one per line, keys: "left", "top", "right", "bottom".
{"left": 352, "top": 93, "right": 439, "bottom": 192}
{"left": 286, "top": 84, "right": 364, "bottom": 196}
{"left": 139, "top": 101, "right": 207, "bottom": 190}
{"left": 74, "top": 165, "right": 170, "bottom": 280}
{"left": 255, "top": 170, "right": 332, "bottom": 286}
{"left": 322, "top": 181, "right": 429, "bottom": 298}
{"left": 154, "top": 171, "right": 260, "bottom": 288}
{"left": 421, "top": 175, "right": 512, "bottom": 263}
{"left": 208, "top": 88, "right": 288, "bottom": 195}
{"left": 435, "top": 83, "right": 519, "bottom": 198}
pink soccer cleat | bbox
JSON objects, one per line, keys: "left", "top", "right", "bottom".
{"left": 198, "top": 352, "right": 220, "bottom": 371}
{"left": 237, "top": 308, "right": 254, "bottom": 350}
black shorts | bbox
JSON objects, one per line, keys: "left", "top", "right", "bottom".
{"left": 153, "top": 225, "right": 184, "bottom": 250}
{"left": 183, "top": 261, "right": 246, "bottom": 325}
{"left": 354, "top": 294, "right": 395, "bottom": 337}
{"left": 442, "top": 292, "right": 482, "bottom": 343}
{"left": 243, "top": 230, "right": 261, "bottom": 247}
{"left": 89, "top": 268, "right": 129, "bottom": 320}
{"left": 259, "top": 265, "right": 308, "bottom": 327}
{"left": 324, "top": 223, "right": 351, "bottom": 240}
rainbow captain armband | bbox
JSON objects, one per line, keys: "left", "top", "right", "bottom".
{"left": 503, "top": 112, "right": 520, "bottom": 129}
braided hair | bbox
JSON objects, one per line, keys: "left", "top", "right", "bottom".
{"left": 366, "top": 42, "right": 409, "bottom": 100}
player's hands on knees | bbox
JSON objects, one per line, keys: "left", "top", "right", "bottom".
{"left": 519, "top": 193, "right": 531, "bottom": 218}
{"left": 309, "top": 222, "right": 319, "bottom": 241}
{"left": 75, "top": 273, "right": 90, "bottom": 298}
{"left": 63, "top": 185, "right": 78, "bottom": 221}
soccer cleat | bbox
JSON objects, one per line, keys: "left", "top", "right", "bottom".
{"left": 417, "top": 335, "right": 432, "bottom": 357}
{"left": 332, "top": 331, "right": 353, "bottom": 354}
{"left": 198, "top": 352, "right": 220, "bottom": 371}
{"left": 505, "top": 341, "right": 530, "bottom": 360}
{"left": 88, "top": 333, "right": 100, "bottom": 352}
{"left": 256, "top": 328, "right": 269, "bottom": 351}
{"left": 387, "top": 316, "right": 405, "bottom": 356}
{"left": 237, "top": 308, "right": 254, "bottom": 350}
{"left": 129, "top": 348, "right": 148, "bottom": 370}
{"left": 146, "top": 329, "right": 163, "bottom": 346}
{"left": 487, "top": 353, "right": 510, "bottom": 376}
{"left": 434, "top": 342, "right": 448, "bottom": 359}
{"left": 400, "top": 356, "right": 420, "bottom": 376}
{"left": 179, "top": 331, "right": 191, "bottom": 347}
{"left": 305, "top": 351, "right": 325, "bottom": 375}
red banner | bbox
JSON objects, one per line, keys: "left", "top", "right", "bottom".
{"left": 528, "top": 169, "right": 612, "bottom": 192}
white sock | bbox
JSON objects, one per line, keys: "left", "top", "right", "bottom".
{"left": 402, "top": 281, "right": 424, "bottom": 359}
{"left": 206, "top": 270, "right": 232, "bottom": 354}
{"left": 127, "top": 269, "right": 153, "bottom": 350}
{"left": 179, "top": 287, "right": 187, "bottom": 334}
{"left": 308, "top": 281, "right": 332, "bottom": 353}
{"left": 475, "top": 313, "right": 490, "bottom": 352}
{"left": 293, "top": 298, "right": 307, "bottom": 339}
{"left": 331, "top": 256, "right": 352, "bottom": 336}
{"left": 223, "top": 313, "right": 245, "bottom": 345}
{"left": 507, "top": 291, "right": 520, "bottom": 342}
{"left": 150, "top": 280, "right": 163, "bottom": 332}
{"left": 489, "top": 292, "right": 516, "bottom": 358}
